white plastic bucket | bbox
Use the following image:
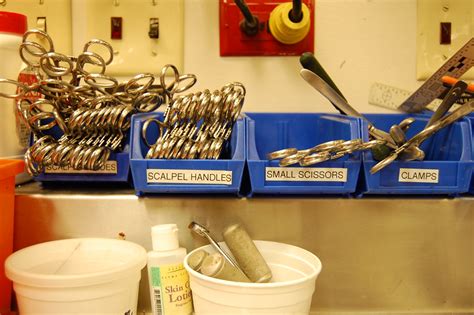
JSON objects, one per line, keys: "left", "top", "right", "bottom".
{"left": 184, "top": 240, "right": 322, "bottom": 315}
{"left": 5, "top": 238, "right": 147, "bottom": 315}
{"left": 0, "top": 12, "right": 27, "bottom": 160}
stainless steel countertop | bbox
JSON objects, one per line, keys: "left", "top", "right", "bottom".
{"left": 13, "top": 182, "right": 474, "bottom": 314}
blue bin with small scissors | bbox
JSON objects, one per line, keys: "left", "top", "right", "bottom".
{"left": 32, "top": 126, "right": 131, "bottom": 183}
{"left": 130, "top": 112, "right": 245, "bottom": 195}
{"left": 360, "top": 114, "right": 473, "bottom": 195}
{"left": 246, "top": 113, "right": 361, "bottom": 196}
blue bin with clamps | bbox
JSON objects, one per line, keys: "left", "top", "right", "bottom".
{"left": 360, "top": 114, "right": 473, "bottom": 195}
{"left": 246, "top": 113, "right": 361, "bottom": 196}
{"left": 468, "top": 114, "right": 474, "bottom": 194}
{"left": 33, "top": 126, "right": 131, "bottom": 183}
{"left": 130, "top": 112, "right": 245, "bottom": 196}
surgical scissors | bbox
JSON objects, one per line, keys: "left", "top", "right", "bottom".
{"left": 9, "top": 30, "right": 185, "bottom": 175}
{"left": 300, "top": 69, "right": 397, "bottom": 148}
{"left": 20, "top": 30, "right": 113, "bottom": 83}
{"left": 370, "top": 100, "right": 474, "bottom": 174}
{"left": 267, "top": 138, "right": 386, "bottom": 167}
{"left": 142, "top": 82, "right": 245, "bottom": 160}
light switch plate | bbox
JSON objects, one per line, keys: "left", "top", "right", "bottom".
{"left": 417, "top": 0, "right": 474, "bottom": 80}
{"left": 72, "top": 0, "right": 183, "bottom": 76}
{"left": 1, "top": 0, "right": 72, "bottom": 55}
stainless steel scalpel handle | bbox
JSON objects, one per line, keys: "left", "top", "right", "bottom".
{"left": 300, "top": 69, "right": 396, "bottom": 147}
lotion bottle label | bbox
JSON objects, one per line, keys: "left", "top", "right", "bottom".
{"left": 151, "top": 263, "right": 193, "bottom": 315}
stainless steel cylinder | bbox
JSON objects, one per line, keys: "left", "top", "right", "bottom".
{"left": 200, "top": 253, "right": 250, "bottom": 283}
{"left": 222, "top": 223, "right": 272, "bottom": 283}
{"left": 187, "top": 249, "right": 209, "bottom": 272}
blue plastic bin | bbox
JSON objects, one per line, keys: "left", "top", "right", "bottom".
{"left": 246, "top": 113, "right": 361, "bottom": 196}
{"left": 361, "top": 114, "right": 473, "bottom": 195}
{"left": 33, "top": 126, "right": 131, "bottom": 183}
{"left": 468, "top": 114, "right": 474, "bottom": 194}
{"left": 130, "top": 112, "right": 245, "bottom": 195}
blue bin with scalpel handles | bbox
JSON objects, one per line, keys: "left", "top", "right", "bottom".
{"left": 129, "top": 112, "right": 245, "bottom": 196}
{"left": 246, "top": 113, "right": 361, "bottom": 196}
{"left": 360, "top": 114, "right": 473, "bottom": 195}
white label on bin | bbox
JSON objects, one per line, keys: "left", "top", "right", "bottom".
{"left": 44, "top": 161, "right": 118, "bottom": 174}
{"left": 265, "top": 167, "right": 347, "bottom": 182}
{"left": 398, "top": 168, "right": 439, "bottom": 183}
{"left": 147, "top": 169, "right": 233, "bottom": 185}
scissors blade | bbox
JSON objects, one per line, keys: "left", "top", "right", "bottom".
{"left": 300, "top": 69, "right": 364, "bottom": 119}
{"left": 300, "top": 69, "right": 397, "bottom": 147}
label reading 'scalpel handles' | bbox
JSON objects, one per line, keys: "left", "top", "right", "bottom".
{"left": 147, "top": 169, "right": 232, "bottom": 185}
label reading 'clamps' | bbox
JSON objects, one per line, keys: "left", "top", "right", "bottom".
{"left": 265, "top": 167, "right": 348, "bottom": 182}
{"left": 147, "top": 169, "right": 233, "bottom": 185}
{"left": 44, "top": 161, "right": 118, "bottom": 174}
{"left": 398, "top": 168, "right": 439, "bottom": 183}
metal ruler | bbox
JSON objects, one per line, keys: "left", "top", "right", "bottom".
{"left": 369, "top": 82, "right": 445, "bottom": 112}
{"left": 398, "top": 37, "right": 474, "bottom": 113}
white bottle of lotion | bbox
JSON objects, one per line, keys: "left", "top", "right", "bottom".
{"left": 147, "top": 224, "right": 193, "bottom": 315}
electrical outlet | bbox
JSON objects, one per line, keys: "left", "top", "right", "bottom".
{"left": 219, "top": 0, "right": 314, "bottom": 56}
{"left": 417, "top": 0, "right": 474, "bottom": 80}
{"left": 72, "top": 0, "right": 183, "bottom": 76}
{"left": 1, "top": 0, "right": 72, "bottom": 55}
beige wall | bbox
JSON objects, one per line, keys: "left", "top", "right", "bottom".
{"left": 183, "top": 0, "right": 420, "bottom": 113}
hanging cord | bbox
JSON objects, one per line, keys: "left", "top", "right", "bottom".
{"left": 234, "top": 0, "right": 259, "bottom": 36}
{"left": 289, "top": 0, "right": 303, "bottom": 22}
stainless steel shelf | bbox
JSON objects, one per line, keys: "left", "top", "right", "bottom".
{"left": 14, "top": 182, "right": 474, "bottom": 314}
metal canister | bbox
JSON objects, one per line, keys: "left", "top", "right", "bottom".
{"left": 187, "top": 249, "right": 209, "bottom": 272}
{"left": 222, "top": 223, "right": 272, "bottom": 283}
{"left": 200, "top": 253, "right": 250, "bottom": 283}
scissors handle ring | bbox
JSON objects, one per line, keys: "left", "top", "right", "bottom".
{"left": 83, "top": 39, "right": 114, "bottom": 65}
{"left": 85, "top": 74, "right": 118, "bottom": 90}
{"left": 22, "top": 29, "right": 54, "bottom": 53}
{"left": 0, "top": 79, "right": 29, "bottom": 99}
{"left": 174, "top": 74, "right": 197, "bottom": 94}
{"left": 142, "top": 118, "right": 166, "bottom": 148}
{"left": 40, "top": 52, "right": 74, "bottom": 77}
{"left": 76, "top": 51, "right": 106, "bottom": 75}
{"left": 160, "top": 64, "right": 180, "bottom": 97}
{"left": 125, "top": 73, "right": 155, "bottom": 95}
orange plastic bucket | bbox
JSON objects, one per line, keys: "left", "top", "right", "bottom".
{"left": 0, "top": 159, "right": 24, "bottom": 314}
